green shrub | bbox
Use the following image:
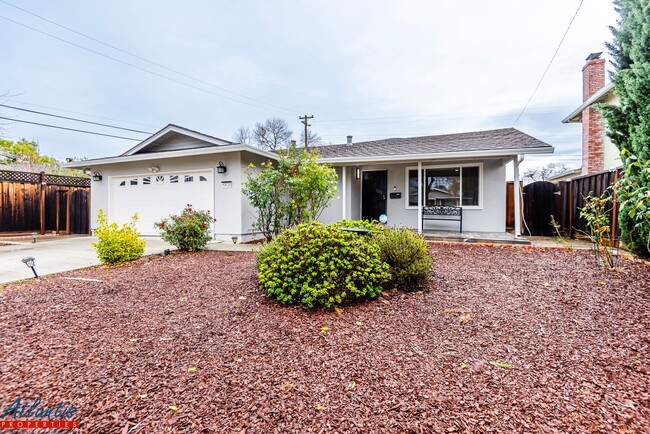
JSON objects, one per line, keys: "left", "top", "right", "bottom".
{"left": 257, "top": 221, "right": 390, "bottom": 308}
{"left": 154, "top": 204, "right": 215, "bottom": 251}
{"left": 92, "top": 209, "right": 146, "bottom": 264}
{"left": 374, "top": 227, "right": 432, "bottom": 291}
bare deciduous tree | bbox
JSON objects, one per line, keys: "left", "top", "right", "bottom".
{"left": 233, "top": 125, "right": 253, "bottom": 145}
{"left": 299, "top": 128, "right": 322, "bottom": 147}
{"left": 523, "top": 162, "right": 570, "bottom": 183}
{"left": 253, "top": 117, "right": 293, "bottom": 151}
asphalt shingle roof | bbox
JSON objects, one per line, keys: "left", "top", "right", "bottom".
{"left": 313, "top": 128, "right": 552, "bottom": 159}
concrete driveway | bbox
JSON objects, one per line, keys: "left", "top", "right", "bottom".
{"left": 0, "top": 236, "right": 174, "bottom": 285}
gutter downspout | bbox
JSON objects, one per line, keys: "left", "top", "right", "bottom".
{"left": 342, "top": 166, "right": 347, "bottom": 220}
{"left": 513, "top": 155, "right": 524, "bottom": 237}
{"left": 417, "top": 161, "right": 423, "bottom": 233}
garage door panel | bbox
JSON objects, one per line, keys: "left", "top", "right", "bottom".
{"left": 110, "top": 171, "right": 213, "bottom": 235}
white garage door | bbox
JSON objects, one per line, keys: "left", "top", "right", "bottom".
{"left": 110, "top": 170, "right": 213, "bottom": 235}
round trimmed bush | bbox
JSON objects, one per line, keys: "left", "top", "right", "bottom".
{"left": 256, "top": 221, "right": 390, "bottom": 308}
{"left": 374, "top": 227, "right": 432, "bottom": 291}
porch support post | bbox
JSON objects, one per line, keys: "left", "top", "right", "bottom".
{"left": 417, "top": 161, "right": 423, "bottom": 233}
{"left": 341, "top": 166, "right": 347, "bottom": 220}
{"left": 513, "top": 155, "right": 522, "bottom": 237}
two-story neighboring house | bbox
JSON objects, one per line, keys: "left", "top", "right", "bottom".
{"left": 562, "top": 52, "right": 621, "bottom": 175}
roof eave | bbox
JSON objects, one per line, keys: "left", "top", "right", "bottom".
{"left": 318, "top": 146, "right": 554, "bottom": 165}
{"left": 562, "top": 82, "right": 615, "bottom": 124}
{"left": 63, "top": 144, "right": 278, "bottom": 168}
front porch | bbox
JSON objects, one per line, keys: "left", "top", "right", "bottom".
{"left": 321, "top": 157, "right": 523, "bottom": 234}
{"left": 422, "top": 230, "right": 531, "bottom": 245}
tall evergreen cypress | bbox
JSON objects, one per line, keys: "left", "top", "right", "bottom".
{"left": 601, "top": 0, "right": 650, "bottom": 258}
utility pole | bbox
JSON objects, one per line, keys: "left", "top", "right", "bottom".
{"left": 299, "top": 115, "right": 314, "bottom": 148}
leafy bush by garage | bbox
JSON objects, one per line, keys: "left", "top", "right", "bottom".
{"left": 374, "top": 227, "right": 432, "bottom": 291}
{"left": 154, "top": 204, "right": 215, "bottom": 252}
{"left": 257, "top": 221, "right": 390, "bottom": 308}
{"left": 93, "top": 209, "right": 146, "bottom": 264}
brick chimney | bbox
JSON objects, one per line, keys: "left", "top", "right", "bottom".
{"left": 581, "top": 52, "right": 606, "bottom": 174}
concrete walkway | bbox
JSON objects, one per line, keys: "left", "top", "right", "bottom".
{"left": 423, "top": 230, "right": 594, "bottom": 249}
{"left": 0, "top": 236, "right": 258, "bottom": 285}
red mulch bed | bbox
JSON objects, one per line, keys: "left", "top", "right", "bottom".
{"left": 0, "top": 244, "right": 648, "bottom": 433}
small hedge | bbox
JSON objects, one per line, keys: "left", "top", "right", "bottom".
{"left": 374, "top": 227, "right": 432, "bottom": 291}
{"left": 257, "top": 221, "right": 390, "bottom": 308}
{"left": 92, "top": 209, "right": 146, "bottom": 264}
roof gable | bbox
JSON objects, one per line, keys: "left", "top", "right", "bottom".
{"left": 122, "top": 124, "right": 233, "bottom": 156}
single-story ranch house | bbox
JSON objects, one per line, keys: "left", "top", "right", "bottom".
{"left": 65, "top": 124, "right": 553, "bottom": 242}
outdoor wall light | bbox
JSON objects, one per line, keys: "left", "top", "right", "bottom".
{"left": 92, "top": 171, "right": 103, "bottom": 182}
{"left": 217, "top": 161, "right": 227, "bottom": 174}
{"left": 148, "top": 166, "right": 160, "bottom": 173}
{"left": 355, "top": 167, "right": 361, "bottom": 180}
{"left": 21, "top": 256, "right": 38, "bottom": 278}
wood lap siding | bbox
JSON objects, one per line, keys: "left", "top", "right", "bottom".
{"left": 0, "top": 170, "right": 90, "bottom": 234}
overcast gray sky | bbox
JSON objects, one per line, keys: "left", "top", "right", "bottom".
{"left": 2, "top": 0, "right": 618, "bottom": 174}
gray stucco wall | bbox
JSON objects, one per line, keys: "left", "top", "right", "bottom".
{"left": 319, "top": 166, "right": 344, "bottom": 224}
{"left": 325, "top": 158, "right": 507, "bottom": 232}
{"left": 87, "top": 152, "right": 245, "bottom": 242}
{"left": 240, "top": 152, "right": 274, "bottom": 242}
{"left": 88, "top": 153, "right": 508, "bottom": 243}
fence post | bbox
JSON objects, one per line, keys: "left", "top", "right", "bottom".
{"left": 568, "top": 180, "right": 574, "bottom": 239}
{"left": 87, "top": 187, "right": 91, "bottom": 235}
{"left": 39, "top": 172, "right": 46, "bottom": 235}
{"left": 611, "top": 169, "right": 619, "bottom": 243}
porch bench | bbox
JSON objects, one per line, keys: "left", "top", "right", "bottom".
{"left": 422, "top": 205, "right": 462, "bottom": 233}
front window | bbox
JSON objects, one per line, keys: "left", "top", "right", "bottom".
{"left": 408, "top": 165, "right": 480, "bottom": 207}
{"left": 424, "top": 168, "right": 460, "bottom": 206}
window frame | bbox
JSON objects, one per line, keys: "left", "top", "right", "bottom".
{"left": 404, "top": 162, "right": 484, "bottom": 210}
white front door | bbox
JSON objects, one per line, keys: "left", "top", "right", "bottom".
{"left": 109, "top": 170, "right": 214, "bottom": 235}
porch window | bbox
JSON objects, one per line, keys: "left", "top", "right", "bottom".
{"left": 407, "top": 165, "right": 481, "bottom": 207}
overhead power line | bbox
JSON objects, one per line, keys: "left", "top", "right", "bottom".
{"left": 512, "top": 0, "right": 585, "bottom": 126}
{"left": 0, "top": 14, "right": 300, "bottom": 116}
{"left": 0, "top": 104, "right": 153, "bottom": 134}
{"left": 0, "top": 117, "right": 142, "bottom": 140}
{"left": 6, "top": 99, "right": 159, "bottom": 128}
{"left": 318, "top": 105, "right": 576, "bottom": 124}
{"left": 0, "top": 0, "right": 303, "bottom": 114}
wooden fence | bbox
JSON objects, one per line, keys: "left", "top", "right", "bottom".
{"left": 0, "top": 170, "right": 90, "bottom": 235}
{"left": 558, "top": 168, "right": 621, "bottom": 239}
{"left": 507, "top": 167, "right": 622, "bottom": 239}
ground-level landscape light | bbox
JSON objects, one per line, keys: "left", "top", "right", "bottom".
{"left": 21, "top": 256, "right": 38, "bottom": 278}
{"left": 32, "top": 233, "right": 37, "bottom": 243}
{"left": 231, "top": 236, "right": 238, "bottom": 244}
